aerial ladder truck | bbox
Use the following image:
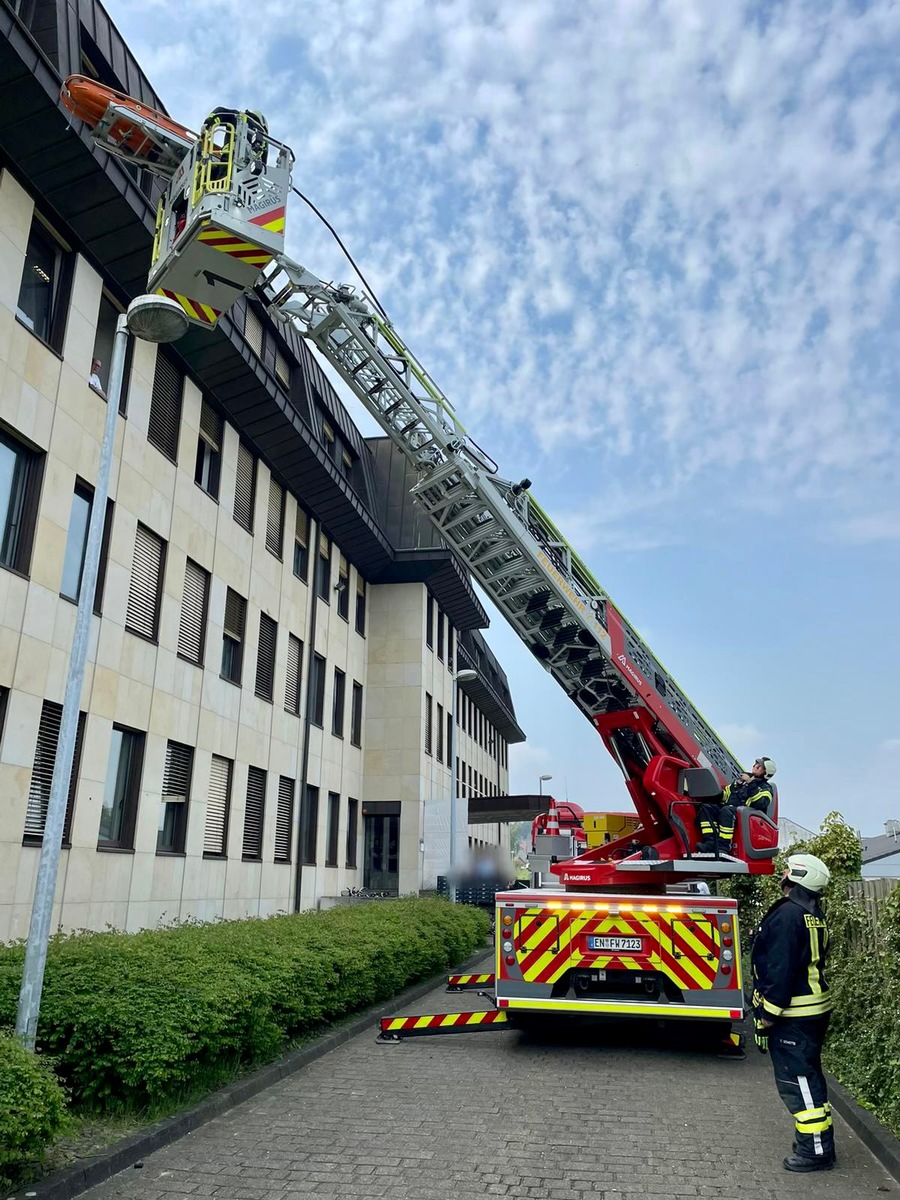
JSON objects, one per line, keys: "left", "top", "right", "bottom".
{"left": 60, "top": 78, "right": 781, "bottom": 1049}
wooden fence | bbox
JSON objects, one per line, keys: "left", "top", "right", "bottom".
{"left": 846, "top": 877, "right": 897, "bottom": 950}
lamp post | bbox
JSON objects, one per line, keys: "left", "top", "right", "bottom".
{"left": 15, "top": 295, "right": 189, "bottom": 1049}
{"left": 448, "top": 667, "right": 477, "bottom": 901}
{"left": 539, "top": 774, "right": 553, "bottom": 796}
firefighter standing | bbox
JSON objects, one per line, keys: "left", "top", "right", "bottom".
{"left": 696, "top": 756, "right": 776, "bottom": 854}
{"left": 752, "top": 852, "right": 835, "bottom": 1172}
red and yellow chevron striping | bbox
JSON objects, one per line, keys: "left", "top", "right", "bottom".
{"left": 249, "top": 205, "right": 285, "bottom": 234}
{"left": 197, "top": 228, "right": 272, "bottom": 268}
{"left": 446, "top": 973, "right": 495, "bottom": 990}
{"left": 512, "top": 906, "right": 721, "bottom": 994}
{"left": 157, "top": 288, "right": 220, "bottom": 327}
{"left": 379, "top": 1009, "right": 509, "bottom": 1038}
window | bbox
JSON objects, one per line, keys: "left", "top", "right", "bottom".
{"left": 0, "top": 687, "right": 8, "bottom": 747}
{"left": 195, "top": 399, "right": 222, "bottom": 499}
{"left": 255, "top": 612, "right": 277, "bottom": 702}
{"left": 23, "top": 701, "right": 85, "bottom": 845}
{"left": 92, "top": 499, "right": 114, "bottom": 616}
{"left": 446, "top": 710, "right": 452, "bottom": 768}
{"left": 436, "top": 610, "right": 444, "bottom": 661}
{"left": 91, "top": 294, "right": 134, "bottom": 414}
{"left": 426, "top": 597, "right": 433, "bottom": 648}
{"left": 309, "top": 653, "right": 326, "bottom": 726}
{"left": 148, "top": 352, "right": 183, "bottom": 462}
{"left": 60, "top": 481, "right": 92, "bottom": 601}
{"left": 265, "top": 476, "right": 285, "bottom": 557}
{"left": 447, "top": 624, "right": 454, "bottom": 671}
{"left": 316, "top": 532, "right": 331, "bottom": 600}
{"left": 340, "top": 449, "right": 353, "bottom": 480}
{"left": 293, "top": 505, "right": 310, "bottom": 580}
{"left": 350, "top": 681, "right": 363, "bottom": 747}
{"left": 0, "top": 428, "right": 44, "bottom": 575}
{"left": 221, "top": 588, "right": 246, "bottom": 684}
{"left": 98, "top": 725, "right": 144, "bottom": 849}
{"left": 332, "top": 668, "right": 346, "bottom": 737}
{"left": 326, "top": 792, "right": 340, "bottom": 866}
{"left": 125, "top": 523, "right": 166, "bottom": 640}
{"left": 233, "top": 441, "right": 256, "bottom": 531}
{"left": 204, "top": 753, "right": 232, "bottom": 856}
{"left": 436, "top": 702, "right": 444, "bottom": 763}
{"left": 16, "top": 216, "right": 72, "bottom": 350}
{"left": 337, "top": 555, "right": 349, "bottom": 620}
{"left": 275, "top": 347, "right": 291, "bottom": 390}
{"left": 300, "top": 784, "right": 319, "bottom": 864}
{"left": 425, "top": 692, "right": 433, "bottom": 756}
{"left": 244, "top": 305, "right": 264, "bottom": 357}
{"left": 242, "top": 765, "right": 266, "bottom": 860}
{"left": 275, "top": 776, "right": 294, "bottom": 862}
{"left": 158, "top": 740, "right": 193, "bottom": 853}
{"left": 355, "top": 576, "right": 366, "bottom": 635}
{"left": 177, "top": 558, "right": 210, "bottom": 665}
{"left": 323, "top": 420, "right": 336, "bottom": 461}
{"left": 285, "top": 633, "right": 303, "bottom": 715}
{"left": 346, "top": 797, "right": 359, "bottom": 868}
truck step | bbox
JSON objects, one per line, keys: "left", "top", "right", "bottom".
{"left": 377, "top": 1008, "right": 510, "bottom": 1041}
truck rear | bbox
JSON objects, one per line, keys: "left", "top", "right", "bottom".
{"left": 494, "top": 888, "right": 743, "bottom": 1032}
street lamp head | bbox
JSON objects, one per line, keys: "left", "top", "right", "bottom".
{"left": 126, "top": 294, "right": 190, "bottom": 343}
{"left": 455, "top": 669, "right": 478, "bottom": 683}
{"left": 539, "top": 774, "right": 553, "bottom": 781}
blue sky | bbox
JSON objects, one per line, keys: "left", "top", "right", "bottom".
{"left": 105, "top": 0, "right": 899, "bottom": 842}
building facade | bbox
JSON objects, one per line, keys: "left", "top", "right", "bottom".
{"left": 0, "top": 0, "right": 524, "bottom": 942}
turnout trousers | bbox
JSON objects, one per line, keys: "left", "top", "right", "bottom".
{"left": 769, "top": 1015, "right": 834, "bottom": 1160}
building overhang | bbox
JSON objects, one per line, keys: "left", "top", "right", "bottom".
{"left": 378, "top": 548, "right": 488, "bottom": 632}
{"left": 468, "top": 795, "right": 550, "bottom": 823}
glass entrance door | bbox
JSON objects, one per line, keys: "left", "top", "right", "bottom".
{"left": 364, "top": 813, "right": 399, "bottom": 893}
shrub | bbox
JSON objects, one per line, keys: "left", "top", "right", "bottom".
{"left": 0, "top": 1032, "right": 68, "bottom": 1186}
{"left": 0, "top": 898, "right": 488, "bottom": 1114}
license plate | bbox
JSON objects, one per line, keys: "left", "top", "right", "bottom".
{"left": 588, "top": 936, "right": 644, "bottom": 952}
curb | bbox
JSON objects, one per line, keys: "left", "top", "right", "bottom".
{"left": 13, "top": 947, "right": 493, "bottom": 1200}
{"left": 825, "top": 1071, "right": 900, "bottom": 1184}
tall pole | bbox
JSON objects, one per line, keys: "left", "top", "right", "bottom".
{"left": 15, "top": 317, "right": 129, "bottom": 1049}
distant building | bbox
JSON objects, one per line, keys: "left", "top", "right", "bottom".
{"left": 778, "top": 817, "right": 814, "bottom": 848}
{"left": 0, "top": 1, "right": 524, "bottom": 940}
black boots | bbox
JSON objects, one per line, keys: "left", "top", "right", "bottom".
{"left": 783, "top": 1153, "right": 836, "bottom": 1172}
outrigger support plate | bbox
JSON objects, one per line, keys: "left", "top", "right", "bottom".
{"left": 377, "top": 1008, "right": 510, "bottom": 1042}
{"left": 446, "top": 972, "right": 496, "bottom": 991}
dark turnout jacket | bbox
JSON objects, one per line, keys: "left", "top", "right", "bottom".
{"left": 751, "top": 884, "right": 831, "bottom": 1020}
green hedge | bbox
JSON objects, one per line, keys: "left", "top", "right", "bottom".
{"left": 0, "top": 898, "right": 488, "bottom": 1114}
{"left": 0, "top": 1032, "right": 68, "bottom": 1186}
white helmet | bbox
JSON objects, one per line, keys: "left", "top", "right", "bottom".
{"left": 785, "top": 853, "right": 831, "bottom": 894}
{"left": 755, "top": 756, "right": 777, "bottom": 778}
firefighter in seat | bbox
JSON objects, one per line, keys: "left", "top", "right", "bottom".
{"left": 696, "top": 756, "right": 776, "bottom": 854}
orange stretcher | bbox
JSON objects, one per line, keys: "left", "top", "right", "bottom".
{"left": 60, "top": 75, "right": 196, "bottom": 177}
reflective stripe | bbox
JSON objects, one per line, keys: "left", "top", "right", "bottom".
{"left": 798, "top": 1076, "right": 825, "bottom": 1157}
{"left": 760, "top": 996, "right": 785, "bottom": 1017}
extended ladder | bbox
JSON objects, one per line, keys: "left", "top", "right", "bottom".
{"left": 257, "top": 258, "right": 742, "bottom": 783}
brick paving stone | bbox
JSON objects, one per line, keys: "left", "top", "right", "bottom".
{"left": 79, "top": 965, "right": 894, "bottom": 1200}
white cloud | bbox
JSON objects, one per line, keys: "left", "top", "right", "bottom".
{"left": 830, "top": 512, "right": 900, "bottom": 543}
{"left": 105, "top": 0, "right": 900, "bottom": 536}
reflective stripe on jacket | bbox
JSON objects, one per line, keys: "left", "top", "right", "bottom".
{"left": 724, "top": 776, "right": 773, "bottom": 811}
{"left": 751, "top": 885, "right": 831, "bottom": 1019}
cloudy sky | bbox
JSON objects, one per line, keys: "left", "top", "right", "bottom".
{"left": 106, "top": 0, "right": 899, "bottom": 844}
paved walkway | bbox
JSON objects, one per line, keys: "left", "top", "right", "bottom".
{"left": 84, "top": 968, "right": 893, "bottom": 1200}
